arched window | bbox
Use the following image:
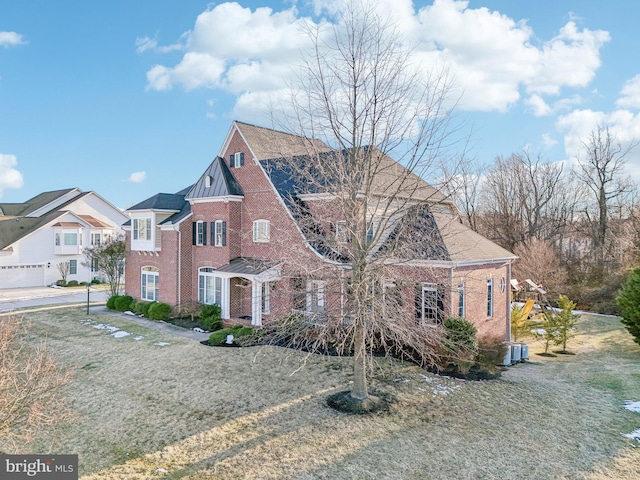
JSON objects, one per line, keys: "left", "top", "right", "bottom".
{"left": 141, "top": 266, "right": 159, "bottom": 301}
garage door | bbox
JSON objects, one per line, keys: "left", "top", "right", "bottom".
{"left": 0, "top": 264, "right": 45, "bottom": 289}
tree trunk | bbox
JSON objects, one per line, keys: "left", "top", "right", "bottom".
{"left": 351, "top": 318, "right": 369, "bottom": 400}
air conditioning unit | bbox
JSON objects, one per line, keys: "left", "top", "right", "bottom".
{"left": 501, "top": 345, "right": 512, "bottom": 366}
{"left": 510, "top": 343, "right": 522, "bottom": 364}
{"left": 519, "top": 343, "right": 529, "bottom": 361}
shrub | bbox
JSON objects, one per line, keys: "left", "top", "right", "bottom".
{"left": 616, "top": 267, "right": 640, "bottom": 346}
{"left": 554, "top": 295, "right": 580, "bottom": 353}
{"left": 147, "top": 302, "right": 172, "bottom": 321}
{"left": 106, "top": 295, "right": 119, "bottom": 310}
{"left": 208, "top": 325, "right": 253, "bottom": 345}
{"left": 200, "top": 304, "right": 222, "bottom": 331}
{"left": 443, "top": 316, "right": 478, "bottom": 356}
{"left": 133, "top": 301, "right": 155, "bottom": 317}
{"left": 114, "top": 295, "right": 134, "bottom": 312}
{"left": 55, "top": 279, "right": 67, "bottom": 287}
{"left": 66, "top": 280, "right": 79, "bottom": 287}
{"left": 475, "top": 334, "right": 508, "bottom": 371}
{"left": 91, "top": 278, "right": 101, "bottom": 285}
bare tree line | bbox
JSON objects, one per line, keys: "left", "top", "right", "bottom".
{"left": 445, "top": 125, "right": 638, "bottom": 310}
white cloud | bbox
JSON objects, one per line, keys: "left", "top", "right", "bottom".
{"left": 617, "top": 74, "right": 640, "bottom": 110}
{"left": 541, "top": 133, "right": 558, "bottom": 149}
{"left": 127, "top": 171, "right": 147, "bottom": 183}
{"left": 0, "top": 154, "right": 24, "bottom": 198}
{"left": 135, "top": 35, "right": 185, "bottom": 55}
{"left": 0, "top": 31, "right": 26, "bottom": 47}
{"left": 143, "top": 0, "right": 609, "bottom": 116}
{"left": 525, "top": 94, "right": 552, "bottom": 116}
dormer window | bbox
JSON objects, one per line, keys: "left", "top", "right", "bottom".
{"left": 133, "top": 218, "right": 151, "bottom": 241}
{"left": 229, "top": 152, "right": 244, "bottom": 168}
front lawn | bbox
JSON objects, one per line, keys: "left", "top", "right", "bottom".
{"left": 8, "top": 307, "right": 640, "bottom": 479}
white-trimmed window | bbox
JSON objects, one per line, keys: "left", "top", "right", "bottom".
{"left": 64, "top": 232, "right": 79, "bottom": 246}
{"left": 195, "top": 221, "right": 206, "bottom": 246}
{"left": 198, "top": 267, "right": 222, "bottom": 305}
{"left": 205, "top": 175, "right": 213, "bottom": 188}
{"left": 416, "top": 283, "right": 444, "bottom": 325}
{"left": 91, "top": 232, "right": 102, "bottom": 246}
{"left": 229, "top": 152, "right": 244, "bottom": 168}
{"left": 69, "top": 259, "right": 77, "bottom": 275}
{"left": 458, "top": 282, "right": 465, "bottom": 318}
{"left": 262, "top": 282, "right": 270, "bottom": 314}
{"left": 306, "top": 280, "right": 325, "bottom": 313}
{"left": 141, "top": 266, "right": 159, "bottom": 302}
{"left": 487, "top": 278, "right": 493, "bottom": 318}
{"left": 336, "top": 220, "right": 348, "bottom": 244}
{"left": 133, "top": 218, "right": 151, "bottom": 241}
{"left": 213, "top": 220, "right": 227, "bottom": 247}
{"left": 253, "top": 220, "right": 270, "bottom": 243}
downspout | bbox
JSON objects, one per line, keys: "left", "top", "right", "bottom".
{"left": 506, "top": 261, "right": 512, "bottom": 342}
{"left": 175, "top": 225, "right": 181, "bottom": 308}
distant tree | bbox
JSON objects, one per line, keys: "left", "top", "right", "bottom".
{"left": 616, "top": 267, "right": 640, "bottom": 345}
{"left": 83, "top": 235, "right": 125, "bottom": 297}
{"left": 57, "top": 261, "right": 70, "bottom": 284}
{"left": 512, "top": 238, "right": 566, "bottom": 299}
{"left": 439, "top": 155, "right": 485, "bottom": 232}
{"left": 479, "top": 149, "right": 574, "bottom": 251}
{"left": 575, "top": 125, "right": 637, "bottom": 282}
{"left": 0, "top": 315, "right": 72, "bottom": 452}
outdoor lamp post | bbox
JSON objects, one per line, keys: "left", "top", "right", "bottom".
{"left": 86, "top": 283, "right": 91, "bottom": 314}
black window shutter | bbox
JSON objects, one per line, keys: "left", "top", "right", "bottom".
{"left": 229, "top": 154, "right": 234, "bottom": 167}
{"left": 202, "top": 222, "right": 207, "bottom": 245}
{"left": 239, "top": 152, "right": 244, "bottom": 166}
{"left": 415, "top": 284, "right": 422, "bottom": 319}
{"left": 210, "top": 222, "right": 215, "bottom": 246}
{"left": 192, "top": 222, "right": 197, "bottom": 245}
{"left": 222, "top": 221, "right": 227, "bottom": 246}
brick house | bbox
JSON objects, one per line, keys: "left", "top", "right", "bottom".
{"left": 124, "top": 121, "right": 516, "bottom": 339}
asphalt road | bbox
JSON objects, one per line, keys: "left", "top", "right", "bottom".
{"left": 0, "top": 286, "right": 210, "bottom": 342}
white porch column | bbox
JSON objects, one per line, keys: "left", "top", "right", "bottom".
{"left": 252, "top": 280, "right": 262, "bottom": 327}
{"left": 221, "top": 276, "right": 231, "bottom": 320}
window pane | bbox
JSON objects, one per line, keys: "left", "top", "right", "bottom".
{"left": 64, "top": 233, "right": 78, "bottom": 245}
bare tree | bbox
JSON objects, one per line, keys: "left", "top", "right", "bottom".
{"left": 439, "top": 155, "right": 485, "bottom": 232}
{"left": 0, "top": 315, "right": 72, "bottom": 452}
{"left": 264, "top": 3, "right": 465, "bottom": 410}
{"left": 575, "top": 125, "right": 637, "bottom": 281}
{"left": 512, "top": 238, "right": 566, "bottom": 298}
{"left": 57, "top": 261, "right": 70, "bottom": 285}
{"left": 83, "top": 235, "right": 125, "bottom": 297}
{"left": 479, "top": 150, "right": 576, "bottom": 251}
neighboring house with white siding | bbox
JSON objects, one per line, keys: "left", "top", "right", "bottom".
{"left": 0, "top": 188, "right": 128, "bottom": 289}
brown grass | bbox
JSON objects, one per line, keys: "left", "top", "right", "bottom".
{"left": 13, "top": 307, "right": 640, "bottom": 479}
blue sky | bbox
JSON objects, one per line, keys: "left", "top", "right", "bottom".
{"left": 1, "top": 0, "right": 640, "bottom": 209}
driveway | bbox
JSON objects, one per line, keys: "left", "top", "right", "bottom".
{"left": 0, "top": 286, "right": 210, "bottom": 342}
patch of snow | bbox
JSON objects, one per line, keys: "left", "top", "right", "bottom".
{"left": 154, "top": 342, "right": 170, "bottom": 346}
{"left": 531, "top": 328, "right": 547, "bottom": 335}
{"left": 112, "top": 331, "right": 130, "bottom": 338}
{"left": 193, "top": 327, "right": 206, "bottom": 333}
{"left": 393, "top": 378, "right": 409, "bottom": 383}
{"left": 625, "top": 401, "right": 640, "bottom": 413}
{"left": 92, "top": 324, "right": 119, "bottom": 333}
{"left": 622, "top": 429, "right": 640, "bottom": 442}
{"left": 153, "top": 468, "right": 168, "bottom": 474}
{"left": 124, "top": 310, "right": 136, "bottom": 316}
{"left": 133, "top": 336, "right": 144, "bottom": 341}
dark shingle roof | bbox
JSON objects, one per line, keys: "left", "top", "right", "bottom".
{"left": 124, "top": 186, "right": 193, "bottom": 227}
{"left": 185, "top": 157, "right": 243, "bottom": 200}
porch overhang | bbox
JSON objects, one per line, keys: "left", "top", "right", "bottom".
{"left": 212, "top": 258, "right": 281, "bottom": 327}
